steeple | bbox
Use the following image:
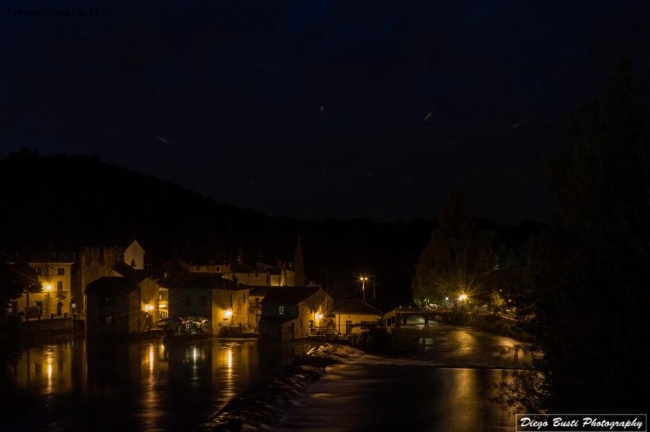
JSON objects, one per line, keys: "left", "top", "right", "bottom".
{"left": 294, "top": 235, "right": 305, "bottom": 286}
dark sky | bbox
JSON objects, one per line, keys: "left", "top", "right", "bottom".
{"left": 2, "top": 1, "right": 650, "bottom": 225}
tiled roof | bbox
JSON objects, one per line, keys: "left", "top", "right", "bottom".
{"left": 249, "top": 286, "right": 273, "bottom": 297}
{"left": 261, "top": 286, "right": 322, "bottom": 305}
{"left": 85, "top": 276, "right": 135, "bottom": 296}
{"left": 161, "top": 258, "right": 192, "bottom": 272}
{"left": 327, "top": 300, "right": 385, "bottom": 315}
{"left": 113, "top": 263, "right": 148, "bottom": 285}
{"left": 162, "top": 272, "right": 243, "bottom": 290}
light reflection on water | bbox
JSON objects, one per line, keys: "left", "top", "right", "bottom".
{"left": 0, "top": 336, "right": 302, "bottom": 432}
{"left": 274, "top": 366, "right": 517, "bottom": 432}
{"left": 2, "top": 329, "right": 525, "bottom": 432}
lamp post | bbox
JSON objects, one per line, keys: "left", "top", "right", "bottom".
{"left": 44, "top": 284, "right": 52, "bottom": 318}
{"left": 24, "top": 288, "right": 30, "bottom": 320}
{"left": 360, "top": 276, "right": 368, "bottom": 301}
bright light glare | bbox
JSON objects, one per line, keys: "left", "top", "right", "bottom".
{"left": 224, "top": 309, "right": 232, "bottom": 319}
{"left": 458, "top": 294, "right": 467, "bottom": 301}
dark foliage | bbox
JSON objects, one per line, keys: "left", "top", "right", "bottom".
{"left": 0, "top": 254, "right": 41, "bottom": 318}
{"left": 518, "top": 61, "right": 650, "bottom": 413}
{"left": 349, "top": 327, "right": 393, "bottom": 354}
{"left": 411, "top": 187, "right": 497, "bottom": 306}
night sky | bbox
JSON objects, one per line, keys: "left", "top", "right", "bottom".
{"left": 2, "top": 1, "right": 650, "bottom": 225}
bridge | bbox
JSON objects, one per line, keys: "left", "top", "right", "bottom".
{"left": 392, "top": 307, "right": 471, "bottom": 326}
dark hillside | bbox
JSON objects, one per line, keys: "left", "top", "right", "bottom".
{"left": 0, "top": 150, "right": 291, "bottom": 263}
{"left": 0, "top": 150, "right": 539, "bottom": 302}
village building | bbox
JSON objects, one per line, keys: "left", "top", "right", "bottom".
{"left": 258, "top": 286, "right": 333, "bottom": 343}
{"left": 160, "top": 271, "right": 250, "bottom": 335}
{"left": 326, "top": 299, "right": 385, "bottom": 336}
{"left": 11, "top": 252, "right": 76, "bottom": 320}
{"left": 77, "top": 239, "right": 150, "bottom": 318}
{"left": 85, "top": 263, "right": 162, "bottom": 338}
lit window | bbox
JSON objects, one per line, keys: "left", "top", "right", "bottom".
{"left": 279, "top": 305, "right": 284, "bottom": 315}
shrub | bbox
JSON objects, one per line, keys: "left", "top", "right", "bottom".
{"left": 350, "top": 328, "right": 392, "bottom": 354}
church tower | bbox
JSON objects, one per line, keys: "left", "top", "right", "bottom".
{"left": 293, "top": 235, "right": 305, "bottom": 286}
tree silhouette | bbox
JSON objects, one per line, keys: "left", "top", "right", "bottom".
{"left": 0, "top": 255, "right": 41, "bottom": 318}
{"left": 411, "top": 187, "right": 494, "bottom": 307}
{"left": 500, "top": 60, "right": 650, "bottom": 413}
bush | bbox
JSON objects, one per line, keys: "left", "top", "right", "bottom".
{"left": 349, "top": 328, "right": 393, "bottom": 354}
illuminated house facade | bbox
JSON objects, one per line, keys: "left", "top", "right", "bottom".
{"left": 11, "top": 252, "right": 75, "bottom": 319}
{"left": 160, "top": 272, "right": 250, "bottom": 334}
{"left": 161, "top": 258, "right": 295, "bottom": 333}
{"left": 85, "top": 263, "right": 161, "bottom": 338}
{"left": 258, "top": 287, "right": 332, "bottom": 342}
{"left": 326, "top": 300, "right": 384, "bottom": 336}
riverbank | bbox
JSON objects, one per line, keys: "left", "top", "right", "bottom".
{"left": 200, "top": 326, "right": 537, "bottom": 431}
{"left": 418, "top": 312, "right": 536, "bottom": 344}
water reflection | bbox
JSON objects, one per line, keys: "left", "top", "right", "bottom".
{"left": 2, "top": 337, "right": 297, "bottom": 431}
{"left": 2, "top": 332, "right": 519, "bottom": 432}
{"left": 10, "top": 339, "right": 80, "bottom": 395}
{"left": 274, "top": 366, "right": 517, "bottom": 432}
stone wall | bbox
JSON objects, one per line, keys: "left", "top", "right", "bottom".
{"left": 74, "top": 246, "right": 124, "bottom": 313}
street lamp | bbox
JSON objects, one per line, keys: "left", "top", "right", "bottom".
{"left": 359, "top": 277, "right": 368, "bottom": 301}
{"left": 44, "top": 284, "right": 52, "bottom": 318}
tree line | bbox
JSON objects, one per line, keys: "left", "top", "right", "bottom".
{"left": 411, "top": 60, "right": 649, "bottom": 414}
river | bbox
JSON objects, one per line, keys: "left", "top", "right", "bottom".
{"left": 0, "top": 335, "right": 315, "bottom": 432}
{"left": 0, "top": 326, "right": 536, "bottom": 432}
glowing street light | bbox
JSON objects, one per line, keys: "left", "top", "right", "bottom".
{"left": 458, "top": 294, "right": 468, "bottom": 302}
{"left": 224, "top": 309, "right": 233, "bottom": 319}
{"left": 359, "top": 276, "right": 368, "bottom": 301}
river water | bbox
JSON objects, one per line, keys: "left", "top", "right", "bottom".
{"left": 0, "top": 335, "right": 314, "bottom": 432}
{"left": 0, "top": 326, "right": 535, "bottom": 432}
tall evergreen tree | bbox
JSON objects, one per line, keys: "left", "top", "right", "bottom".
{"left": 411, "top": 187, "right": 494, "bottom": 306}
